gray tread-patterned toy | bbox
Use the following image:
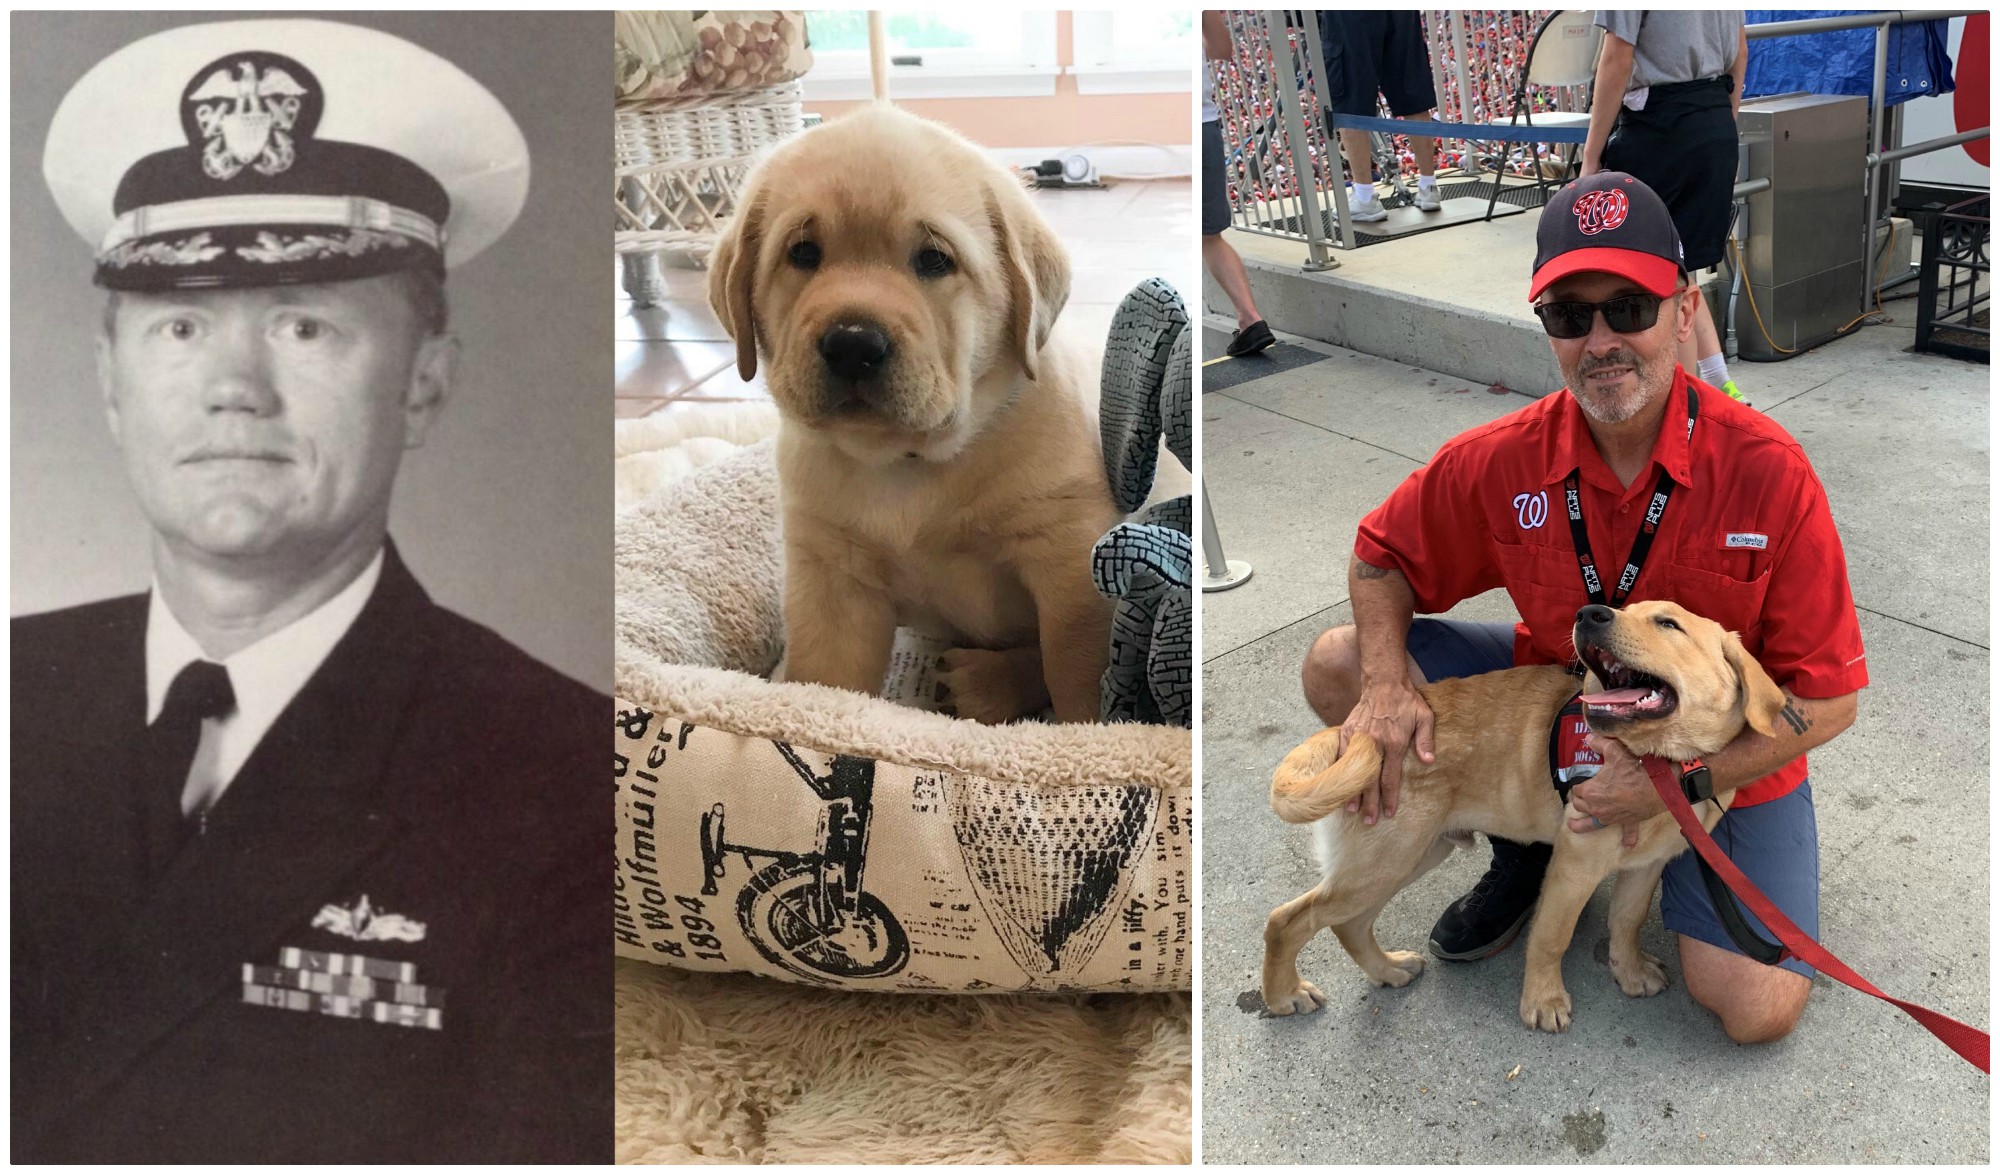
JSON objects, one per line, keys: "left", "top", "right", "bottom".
{"left": 1093, "top": 278, "right": 1193, "bottom": 727}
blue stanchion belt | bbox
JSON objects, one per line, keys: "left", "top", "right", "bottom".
{"left": 1328, "top": 112, "right": 1590, "bottom": 144}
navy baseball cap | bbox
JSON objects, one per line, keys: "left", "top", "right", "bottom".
{"left": 1529, "top": 172, "right": 1685, "bottom": 301}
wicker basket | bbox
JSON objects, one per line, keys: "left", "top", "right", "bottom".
{"left": 615, "top": 81, "right": 804, "bottom": 271}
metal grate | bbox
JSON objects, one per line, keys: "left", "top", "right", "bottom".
{"left": 1239, "top": 177, "right": 1551, "bottom": 246}
{"left": 1914, "top": 196, "right": 1990, "bottom": 364}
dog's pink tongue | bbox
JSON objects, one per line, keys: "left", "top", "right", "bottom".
{"left": 1582, "top": 687, "right": 1651, "bottom": 705}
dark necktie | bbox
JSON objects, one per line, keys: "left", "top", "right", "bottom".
{"left": 144, "top": 659, "right": 236, "bottom": 880}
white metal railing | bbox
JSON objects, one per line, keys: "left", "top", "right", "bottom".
{"left": 1212, "top": 8, "right": 1988, "bottom": 318}
{"left": 1210, "top": 10, "right": 1579, "bottom": 259}
{"left": 1209, "top": 10, "right": 1337, "bottom": 269}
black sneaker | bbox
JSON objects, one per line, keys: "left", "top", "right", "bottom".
{"left": 1428, "top": 837, "right": 1553, "bottom": 960}
{"left": 1225, "top": 319, "right": 1275, "bottom": 357}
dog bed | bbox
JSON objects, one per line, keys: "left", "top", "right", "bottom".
{"left": 614, "top": 435, "right": 1192, "bottom": 993}
{"left": 612, "top": 406, "right": 1191, "bottom": 1162}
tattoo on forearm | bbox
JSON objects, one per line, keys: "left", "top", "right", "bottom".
{"left": 1355, "top": 559, "right": 1393, "bottom": 581}
{"left": 1778, "top": 700, "right": 1812, "bottom": 737}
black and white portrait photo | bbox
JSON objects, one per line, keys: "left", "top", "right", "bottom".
{"left": 11, "top": 12, "right": 613, "bottom": 1162}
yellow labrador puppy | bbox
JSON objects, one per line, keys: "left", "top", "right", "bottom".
{"left": 708, "top": 105, "right": 1117, "bottom": 724}
{"left": 1261, "top": 600, "right": 1786, "bottom": 1031}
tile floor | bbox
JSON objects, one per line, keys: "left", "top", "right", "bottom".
{"left": 612, "top": 178, "right": 1195, "bottom": 419}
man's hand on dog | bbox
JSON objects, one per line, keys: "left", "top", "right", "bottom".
{"left": 1568, "top": 734, "right": 1664, "bottom": 847}
{"left": 1338, "top": 680, "right": 1436, "bottom": 824}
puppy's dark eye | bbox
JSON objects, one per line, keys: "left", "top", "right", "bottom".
{"left": 913, "top": 247, "right": 955, "bottom": 279}
{"left": 788, "top": 240, "right": 822, "bottom": 270}
{"left": 1654, "top": 616, "right": 1682, "bottom": 632}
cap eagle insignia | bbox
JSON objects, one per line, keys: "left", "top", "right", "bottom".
{"left": 187, "top": 60, "right": 308, "bottom": 180}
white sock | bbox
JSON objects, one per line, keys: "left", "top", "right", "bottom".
{"left": 1418, "top": 175, "right": 1437, "bottom": 191}
{"left": 1696, "top": 353, "right": 1730, "bottom": 388}
{"left": 1351, "top": 183, "right": 1377, "bottom": 205}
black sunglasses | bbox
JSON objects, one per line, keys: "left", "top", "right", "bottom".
{"left": 1532, "top": 293, "right": 1668, "bottom": 339}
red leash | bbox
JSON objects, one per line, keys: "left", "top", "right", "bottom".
{"left": 1642, "top": 757, "right": 1990, "bottom": 1073}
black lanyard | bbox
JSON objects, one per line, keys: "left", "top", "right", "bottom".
{"left": 1563, "top": 385, "right": 1697, "bottom": 606}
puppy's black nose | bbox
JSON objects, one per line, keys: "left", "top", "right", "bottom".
{"left": 818, "top": 322, "right": 892, "bottom": 382}
{"left": 1576, "top": 604, "right": 1616, "bottom": 629}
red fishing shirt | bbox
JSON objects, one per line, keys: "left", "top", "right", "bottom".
{"left": 1355, "top": 369, "right": 1868, "bottom": 806}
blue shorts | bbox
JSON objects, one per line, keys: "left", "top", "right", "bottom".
{"left": 1403, "top": 618, "right": 1820, "bottom": 977}
{"left": 1406, "top": 617, "right": 1515, "bottom": 681}
{"left": 1660, "top": 781, "right": 1820, "bottom": 978}
{"left": 1317, "top": 10, "right": 1438, "bottom": 118}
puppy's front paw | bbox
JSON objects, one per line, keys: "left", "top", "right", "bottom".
{"left": 1609, "top": 948, "right": 1668, "bottom": 998}
{"left": 1520, "top": 984, "right": 1573, "bottom": 1032}
{"left": 1366, "top": 949, "right": 1427, "bottom": 988}
{"left": 1263, "top": 979, "right": 1327, "bottom": 1016}
{"left": 938, "top": 647, "right": 1036, "bottom": 725}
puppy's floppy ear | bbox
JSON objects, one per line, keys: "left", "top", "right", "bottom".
{"left": 985, "top": 176, "right": 1071, "bottom": 381}
{"left": 1724, "top": 632, "right": 1788, "bottom": 738}
{"left": 708, "top": 187, "right": 767, "bottom": 381}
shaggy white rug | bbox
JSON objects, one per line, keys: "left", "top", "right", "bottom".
{"left": 615, "top": 962, "right": 1192, "bottom": 1164}
{"left": 612, "top": 405, "right": 1192, "bottom": 1164}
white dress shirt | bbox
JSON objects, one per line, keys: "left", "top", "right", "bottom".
{"left": 146, "top": 551, "right": 384, "bottom": 814}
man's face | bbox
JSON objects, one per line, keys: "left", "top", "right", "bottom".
{"left": 1540, "top": 271, "right": 1696, "bottom": 425}
{"left": 97, "top": 274, "right": 455, "bottom": 576}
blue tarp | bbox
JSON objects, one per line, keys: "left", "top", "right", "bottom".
{"left": 1744, "top": 11, "right": 1956, "bottom": 107}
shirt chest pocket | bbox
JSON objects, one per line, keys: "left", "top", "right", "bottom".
{"left": 1490, "top": 541, "right": 1593, "bottom": 648}
{"left": 1491, "top": 540, "right": 1580, "bottom": 594}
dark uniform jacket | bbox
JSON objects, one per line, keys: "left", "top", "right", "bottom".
{"left": 12, "top": 545, "right": 609, "bottom": 1162}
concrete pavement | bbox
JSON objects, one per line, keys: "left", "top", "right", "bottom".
{"left": 1198, "top": 311, "right": 1990, "bottom": 1162}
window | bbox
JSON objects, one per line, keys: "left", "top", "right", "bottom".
{"left": 801, "top": 11, "right": 1059, "bottom": 100}
{"left": 1070, "top": 9, "right": 1196, "bottom": 94}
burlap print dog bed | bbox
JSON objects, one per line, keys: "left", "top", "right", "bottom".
{"left": 614, "top": 668, "right": 1190, "bottom": 993}
{"left": 613, "top": 428, "right": 1191, "bottom": 993}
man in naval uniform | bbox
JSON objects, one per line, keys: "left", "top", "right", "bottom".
{"left": 13, "top": 20, "right": 609, "bottom": 1162}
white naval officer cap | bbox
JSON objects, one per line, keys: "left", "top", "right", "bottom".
{"left": 43, "top": 18, "right": 529, "bottom": 290}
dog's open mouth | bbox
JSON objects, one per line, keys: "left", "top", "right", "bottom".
{"left": 1577, "top": 642, "right": 1678, "bottom": 722}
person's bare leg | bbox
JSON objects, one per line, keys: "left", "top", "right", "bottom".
{"left": 1300, "top": 624, "right": 1425, "bottom": 727}
{"left": 1203, "top": 233, "right": 1263, "bottom": 330}
{"left": 1338, "top": 127, "right": 1376, "bottom": 197}
{"left": 1679, "top": 934, "right": 1811, "bottom": 1043}
{"left": 1403, "top": 110, "right": 1439, "bottom": 177}
{"left": 1678, "top": 284, "right": 1716, "bottom": 371}
{"left": 1692, "top": 286, "right": 1724, "bottom": 357}
{"left": 1683, "top": 285, "right": 1726, "bottom": 370}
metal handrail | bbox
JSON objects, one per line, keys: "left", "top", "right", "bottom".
{"left": 1746, "top": 10, "right": 1982, "bottom": 39}
{"left": 1870, "top": 127, "right": 1991, "bottom": 168}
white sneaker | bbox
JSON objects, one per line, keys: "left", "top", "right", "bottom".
{"left": 1347, "top": 197, "right": 1388, "bottom": 224}
{"left": 1413, "top": 183, "right": 1442, "bottom": 212}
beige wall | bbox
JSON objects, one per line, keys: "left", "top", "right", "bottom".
{"left": 806, "top": 12, "right": 1191, "bottom": 148}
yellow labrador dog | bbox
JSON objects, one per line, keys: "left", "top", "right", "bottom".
{"left": 1261, "top": 600, "right": 1785, "bottom": 1031}
{"left": 708, "top": 105, "right": 1117, "bottom": 724}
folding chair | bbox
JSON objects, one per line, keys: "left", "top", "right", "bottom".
{"left": 1479, "top": 10, "right": 1603, "bottom": 221}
